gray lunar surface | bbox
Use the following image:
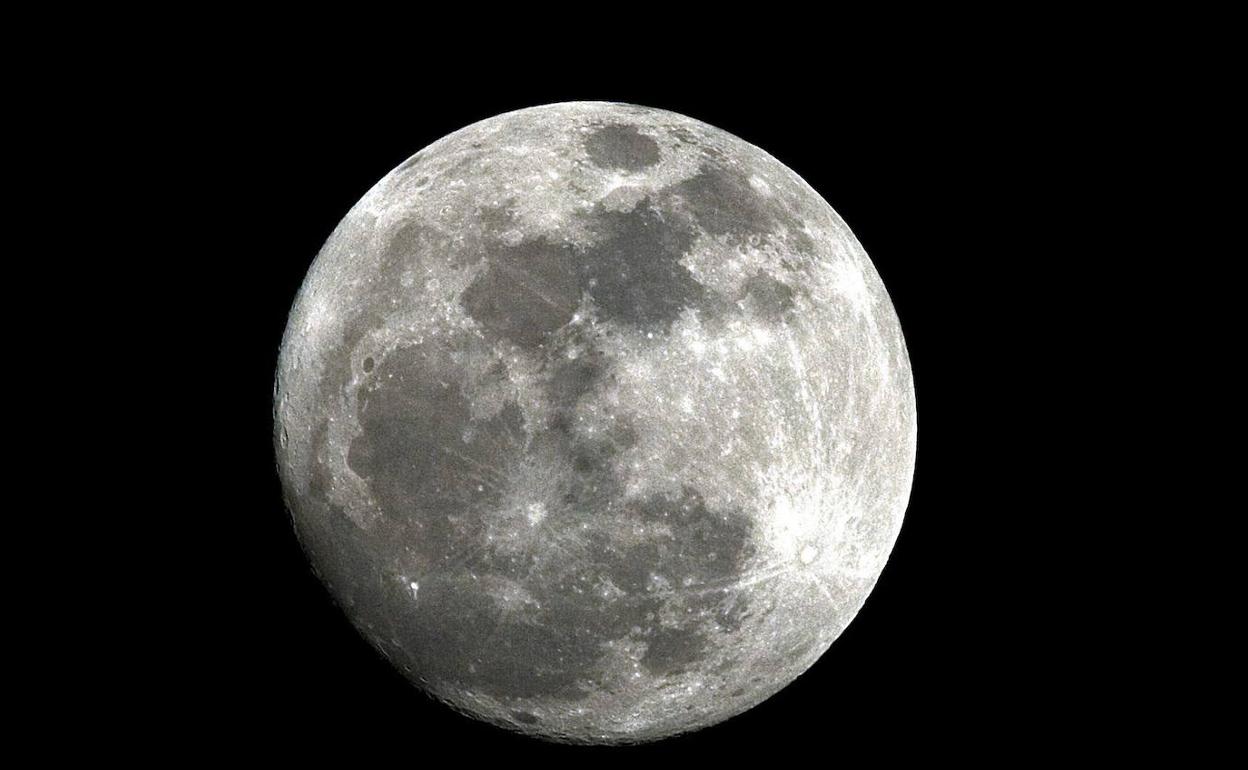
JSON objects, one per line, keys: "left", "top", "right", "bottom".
{"left": 273, "top": 102, "right": 916, "bottom": 744}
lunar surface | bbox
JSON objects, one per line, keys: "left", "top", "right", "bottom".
{"left": 274, "top": 102, "right": 916, "bottom": 744}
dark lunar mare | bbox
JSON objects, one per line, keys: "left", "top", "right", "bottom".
{"left": 584, "top": 124, "right": 662, "bottom": 171}
{"left": 460, "top": 154, "right": 812, "bottom": 352}
{"left": 460, "top": 198, "right": 716, "bottom": 350}
{"left": 336, "top": 318, "right": 761, "bottom": 704}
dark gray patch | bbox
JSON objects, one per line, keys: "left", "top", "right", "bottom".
{"left": 317, "top": 222, "right": 457, "bottom": 399}
{"left": 642, "top": 626, "right": 708, "bottom": 676}
{"left": 477, "top": 203, "right": 516, "bottom": 234}
{"left": 547, "top": 352, "right": 603, "bottom": 407}
{"left": 347, "top": 340, "right": 525, "bottom": 567}
{"left": 391, "top": 574, "right": 501, "bottom": 680}
{"left": 605, "top": 541, "right": 662, "bottom": 594}
{"left": 460, "top": 238, "right": 581, "bottom": 349}
{"left": 668, "top": 164, "right": 816, "bottom": 254}
{"left": 461, "top": 617, "right": 598, "bottom": 700}
{"left": 569, "top": 431, "right": 624, "bottom": 477}
{"left": 530, "top": 595, "right": 658, "bottom": 690}
{"left": 383, "top": 569, "right": 607, "bottom": 700}
{"left": 585, "top": 124, "right": 661, "bottom": 171}
{"left": 467, "top": 543, "right": 666, "bottom": 699}
{"left": 630, "top": 486, "right": 756, "bottom": 583}
{"left": 348, "top": 337, "right": 654, "bottom": 701}
{"left": 742, "top": 270, "right": 796, "bottom": 320}
{"left": 463, "top": 198, "right": 714, "bottom": 344}
{"left": 578, "top": 201, "right": 708, "bottom": 331}
{"left": 321, "top": 264, "right": 757, "bottom": 707}
{"left": 588, "top": 486, "right": 758, "bottom": 676}
{"left": 382, "top": 221, "right": 432, "bottom": 273}
{"left": 379, "top": 535, "right": 617, "bottom": 702}
{"left": 540, "top": 329, "right": 634, "bottom": 514}
{"left": 559, "top": 419, "right": 637, "bottom": 515}
{"left": 511, "top": 711, "right": 539, "bottom": 725}
{"left": 296, "top": 430, "right": 383, "bottom": 620}
{"left": 671, "top": 165, "right": 775, "bottom": 236}
{"left": 305, "top": 221, "right": 447, "bottom": 420}
{"left": 300, "top": 430, "right": 398, "bottom": 629}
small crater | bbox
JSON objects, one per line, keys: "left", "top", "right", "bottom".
{"left": 362, "top": 357, "right": 374, "bottom": 373}
{"left": 511, "top": 711, "right": 539, "bottom": 725}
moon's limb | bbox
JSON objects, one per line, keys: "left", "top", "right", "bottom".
{"left": 274, "top": 102, "right": 916, "bottom": 744}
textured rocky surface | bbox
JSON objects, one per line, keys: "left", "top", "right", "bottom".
{"left": 274, "top": 102, "right": 916, "bottom": 743}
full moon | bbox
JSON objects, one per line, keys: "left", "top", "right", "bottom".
{"left": 274, "top": 102, "right": 916, "bottom": 744}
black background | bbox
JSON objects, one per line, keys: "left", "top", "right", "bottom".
{"left": 201, "top": 73, "right": 1054, "bottom": 761}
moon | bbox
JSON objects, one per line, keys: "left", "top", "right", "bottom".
{"left": 274, "top": 102, "right": 915, "bottom": 744}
